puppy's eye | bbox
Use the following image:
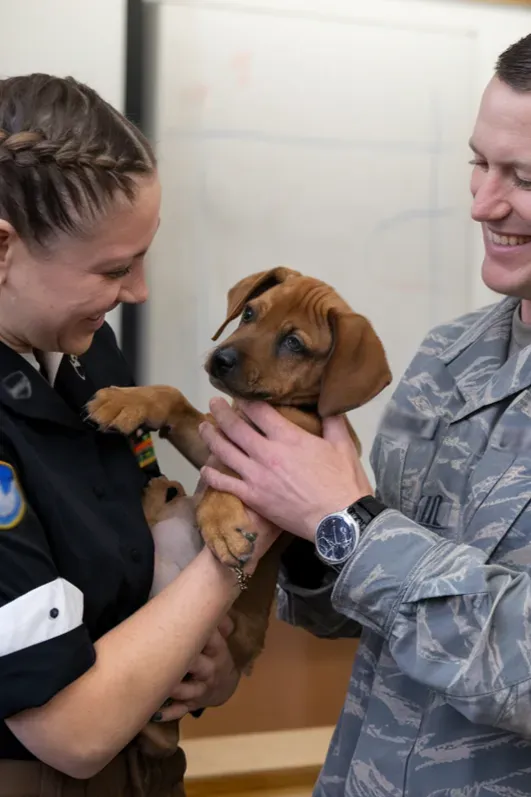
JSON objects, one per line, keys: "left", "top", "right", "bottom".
{"left": 241, "top": 305, "right": 254, "bottom": 323}
{"left": 283, "top": 334, "right": 305, "bottom": 353}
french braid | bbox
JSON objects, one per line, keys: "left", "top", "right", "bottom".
{"left": 0, "top": 73, "right": 156, "bottom": 247}
{"left": 0, "top": 130, "right": 149, "bottom": 173}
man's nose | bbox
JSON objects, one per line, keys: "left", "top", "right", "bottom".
{"left": 471, "top": 173, "right": 512, "bottom": 222}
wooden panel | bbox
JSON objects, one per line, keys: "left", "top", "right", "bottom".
{"left": 182, "top": 727, "right": 334, "bottom": 779}
{"left": 181, "top": 609, "right": 357, "bottom": 739}
{"left": 186, "top": 767, "right": 319, "bottom": 797}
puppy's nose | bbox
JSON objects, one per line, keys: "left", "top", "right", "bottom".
{"left": 210, "top": 347, "right": 239, "bottom": 377}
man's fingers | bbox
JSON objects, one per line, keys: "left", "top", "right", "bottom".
{"left": 198, "top": 421, "right": 250, "bottom": 475}
{"left": 203, "top": 398, "right": 266, "bottom": 460}
{"left": 236, "top": 400, "right": 298, "bottom": 442}
{"left": 200, "top": 465, "right": 251, "bottom": 505}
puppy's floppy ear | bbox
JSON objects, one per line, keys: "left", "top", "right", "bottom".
{"left": 212, "top": 266, "right": 301, "bottom": 341}
{"left": 318, "top": 310, "right": 392, "bottom": 417}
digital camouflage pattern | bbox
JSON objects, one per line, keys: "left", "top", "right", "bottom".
{"left": 278, "top": 295, "right": 531, "bottom": 796}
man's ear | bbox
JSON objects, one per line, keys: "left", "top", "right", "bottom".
{"left": 212, "top": 266, "right": 301, "bottom": 341}
{"left": 318, "top": 309, "right": 392, "bottom": 417}
{"left": 0, "top": 221, "right": 16, "bottom": 287}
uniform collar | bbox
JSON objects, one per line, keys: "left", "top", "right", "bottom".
{"left": 20, "top": 350, "right": 64, "bottom": 386}
{"left": 440, "top": 296, "right": 531, "bottom": 421}
{"left": 0, "top": 327, "right": 123, "bottom": 431}
{"left": 0, "top": 342, "right": 85, "bottom": 429}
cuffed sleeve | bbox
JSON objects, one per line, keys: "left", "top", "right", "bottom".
{"left": 277, "top": 538, "right": 361, "bottom": 639}
{"left": 0, "top": 453, "right": 95, "bottom": 718}
{"left": 332, "top": 508, "right": 531, "bottom": 735}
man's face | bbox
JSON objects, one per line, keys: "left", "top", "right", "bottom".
{"left": 470, "top": 76, "right": 531, "bottom": 300}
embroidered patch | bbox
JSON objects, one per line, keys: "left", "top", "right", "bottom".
{"left": 2, "top": 371, "right": 32, "bottom": 400}
{"left": 0, "top": 462, "right": 26, "bottom": 529}
{"left": 131, "top": 427, "right": 158, "bottom": 469}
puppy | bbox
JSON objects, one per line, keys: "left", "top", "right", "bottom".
{"left": 87, "top": 267, "right": 392, "bottom": 673}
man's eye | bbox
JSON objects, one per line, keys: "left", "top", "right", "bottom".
{"left": 515, "top": 175, "right": 531, "bottom": 191}
{"left": 469, "top": 158, "right": 488, "bottom": 171}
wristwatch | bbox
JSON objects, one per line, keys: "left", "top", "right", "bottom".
{"left": 315, "top": 495, "right": 386, "bottom": 568}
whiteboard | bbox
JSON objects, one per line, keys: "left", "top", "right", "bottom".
{"left": 143, "top": 0, "right": 531, "bottom": 489}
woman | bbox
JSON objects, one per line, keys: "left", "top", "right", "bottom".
{"left": 0, "top": 74, "right": 277, "bottom": 797}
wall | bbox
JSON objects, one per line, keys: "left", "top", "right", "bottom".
{"left": 0, "top": 0, "right": 128, "bottom": 340}
{"left": 143, "top": 0, "right": 531, "bottom": 491}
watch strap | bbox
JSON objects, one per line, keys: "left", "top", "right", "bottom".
{"left": 347, "top": 495, "right": 386, "bottom": 532}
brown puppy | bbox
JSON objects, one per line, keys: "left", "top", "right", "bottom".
{"left": 87, "top": 267, "right": 391, "bottom": 672}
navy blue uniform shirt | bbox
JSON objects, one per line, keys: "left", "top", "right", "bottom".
{"left": 0, "top": 323, "right": 157, "bottom": 759}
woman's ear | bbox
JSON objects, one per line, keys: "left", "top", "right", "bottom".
{"left": 0, "top": 221, "right": 17, "bottom": 287}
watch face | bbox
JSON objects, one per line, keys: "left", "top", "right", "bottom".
{"left": 316, "top": 514, "right": 358, "bottom": 564}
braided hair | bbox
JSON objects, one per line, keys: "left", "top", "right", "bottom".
{"left": 0, "top": 74, "right": 156, "bottom": 247}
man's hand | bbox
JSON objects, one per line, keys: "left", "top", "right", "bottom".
{"left": 152, "top": 615, "right": 240, "bottom": 722}
{"left": 198, "top": 397, "right": 373, "bottom": 541}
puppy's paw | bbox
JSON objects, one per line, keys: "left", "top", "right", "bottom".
{"left": 143, "top": 476, "right": 186, "bottom": 527}
{"left": 196, "top": 489, "right": 256, "bottom": 568}
{"left": 86, "top": 386, "right": 171, "bottom": 434}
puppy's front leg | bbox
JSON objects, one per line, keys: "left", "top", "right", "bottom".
{"left": 197, "top": 486, "right": 288, "bottom": 672}
{"left": 86, "top": 385, "right": 210, "bottom": 469}
{"left": 228, "top": 535, "right": 290, "bottom": 672}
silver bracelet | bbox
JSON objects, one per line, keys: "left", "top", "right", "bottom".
{"left": 234, "top": 566, "right": 251, "bottom": 592}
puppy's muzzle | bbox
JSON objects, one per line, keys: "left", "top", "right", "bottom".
{"left": 209, "top": 346, "right": 240, "bottom": 382}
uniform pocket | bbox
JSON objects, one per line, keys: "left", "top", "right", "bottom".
{"left": 463, "top": 449, "right": 531, "bottom": 562}
{"left": 371, "top": 407, "right": 440, "bottom": 516}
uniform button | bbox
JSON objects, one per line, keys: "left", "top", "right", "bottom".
{"left": 50, "top": 608, "right": 60, "bottom": 619}
{"left": 130, "top": 548, "right": 142, "bottom": 563}
{"left": 93, "top": 485, "right": 107, "bottom": 499}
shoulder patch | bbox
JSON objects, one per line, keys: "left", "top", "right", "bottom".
{"left": 0, "top": 462, "right": 26, "bottom": 529}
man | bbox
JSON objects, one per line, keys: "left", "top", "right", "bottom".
{"left": 198, "top": 33, "right": 531, "bottom": 797}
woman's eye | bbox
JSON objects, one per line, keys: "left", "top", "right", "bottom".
{"left": 469, "top": 158, "right": 488, "bottom": 171}
{"left": 241, "top": 305, "right": 254, "bottom": 323}
{"left": 106, "top": 265, "right": 133, "bottom": 280}
{"left": 283, "top": 334, "right": 304, "bottom": 353}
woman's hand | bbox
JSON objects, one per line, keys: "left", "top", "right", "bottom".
{"left": 198, "top": 398, "right": 373, "bottom": 541}
{"left": 152, "top": 616, "right": 240, "bottom": 721}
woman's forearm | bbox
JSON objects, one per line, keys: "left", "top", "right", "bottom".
{"left": 6, "top": 547, "right": 238, "bottom": 778}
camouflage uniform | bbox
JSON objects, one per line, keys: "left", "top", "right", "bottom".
{"left": 278, "top": 295, "right": 531, "bottom": 796}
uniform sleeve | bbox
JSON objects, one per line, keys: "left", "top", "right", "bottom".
{"left": 332, "top": 508, "right": 531, "bottom": 738}
{"left": 276, "top": 538, "right": 362, "bottom": 639}
{"left": 0, "top": 451, "right": 95, "bottom": 719}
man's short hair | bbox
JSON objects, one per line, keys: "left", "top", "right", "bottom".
{"left": 496, "top": 34, "right": 531, "bottom": 91}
